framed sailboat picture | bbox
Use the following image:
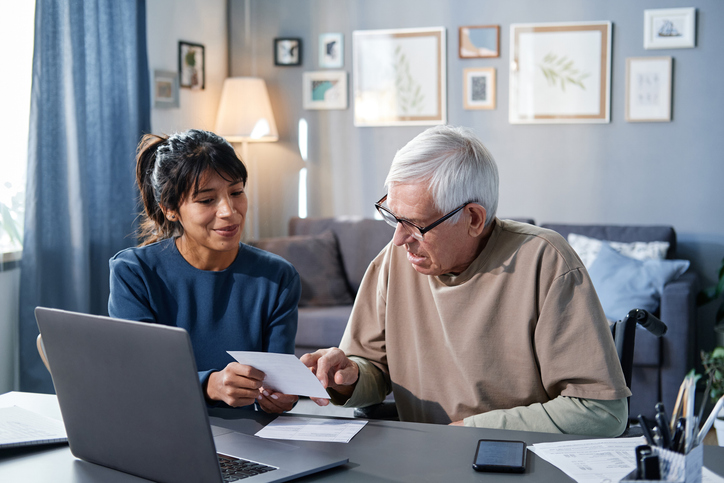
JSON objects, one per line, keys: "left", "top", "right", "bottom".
{"left": 644, "top": 8, "right": 696, "bottom": 50}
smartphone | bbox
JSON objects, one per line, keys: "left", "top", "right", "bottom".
{"left": 472, "top": 439, "right": 527, "bottom": 473}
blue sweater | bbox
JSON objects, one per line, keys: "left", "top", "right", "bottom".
{"left": 108, "top": 238, "right": 300, "bottom": 396}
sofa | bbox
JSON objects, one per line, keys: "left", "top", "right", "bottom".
{"left": 540, "top": 223, "right": 698, "bottom": 420}
{"left": 252, "top": 217, "right": 698, "bottom": 420}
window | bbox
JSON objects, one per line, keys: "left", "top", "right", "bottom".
{"left": 0, "top": 2, "right": 35, "bottom": 257}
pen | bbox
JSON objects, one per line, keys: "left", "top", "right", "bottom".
{"left": 698, "top": 395, "right": 724, "bottom": 445}
{"left": 698, "top": 375, "right": 713, "bottom": 432}
{"left": 655, "top": 403, "right": 672, "bottom": 449}
{"left": 651, "top": 426, "right": 664, "bottom": 448}
{"left": 671, "top": 418, "right": 686, "bottom": 453}
{"left": 671, "top": 379, "right": 687, "bottom": 433}
{"left": 638, "top": 415, "right": 656, "bottom": 447}
{"left": 684, "top": 375, "right": 697, "bottom": 453}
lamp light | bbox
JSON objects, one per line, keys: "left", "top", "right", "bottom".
{"left": 215, "top": 77, "right": 278, "bottom": 240}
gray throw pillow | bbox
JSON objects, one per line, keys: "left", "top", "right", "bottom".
{"left": 251, "top": 230, "right": 354, "bottom": 307}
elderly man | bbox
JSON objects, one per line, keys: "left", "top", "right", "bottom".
{"left": 302, "top": 125, "right": 630, "bottom": 435}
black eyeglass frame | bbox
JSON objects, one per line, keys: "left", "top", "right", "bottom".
{"left": 374, "top": 194, "right": 475, "bottom": 240}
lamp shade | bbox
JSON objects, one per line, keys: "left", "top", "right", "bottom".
{"left": 215, "top": 77, "right": 278, "bottom": 142}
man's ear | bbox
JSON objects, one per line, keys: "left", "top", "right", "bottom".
{"left": 466, "top": 204, "right": 487, "bottom": 237}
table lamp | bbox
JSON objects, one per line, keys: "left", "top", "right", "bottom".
{"left": 215, "top": 77, "right": 278, "bottom": 240}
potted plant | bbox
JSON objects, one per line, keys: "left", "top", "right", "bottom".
{"left": 701, "top": 347, "right": 724, "bottom": 445}
{"left": 700, "top": 258, "right": 724, "bottom": 444}
{"left": 699, "top": 255, "right": 724, "bottom": 344}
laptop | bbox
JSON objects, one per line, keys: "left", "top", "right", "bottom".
{"left": 35, "top": 307, "right": 348, "bottom": 483}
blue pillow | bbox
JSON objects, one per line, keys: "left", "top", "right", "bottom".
{"left": 587, "top": 242, "right": 690, "bottom": 321}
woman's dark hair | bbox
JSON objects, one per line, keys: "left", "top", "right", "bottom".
{"left": 135, "top": 129, "right": 247, "bottom": 246}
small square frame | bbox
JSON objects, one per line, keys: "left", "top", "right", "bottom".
{"left": 644, "top": 8, "right": 696, "bottom": 50}
{"left": 459, "top": 25, "right": 500, "bottom": 58}
{"left": 319, "top": 33, "right": 343, "bottom": 68}
{"left": 625, "top": 56, "right": 672, "bottom": 122}
{"left": 153, "top": 70, "right": 179, "bottom": 108}
{"left": 302, "top": 71, "right": 348, "bottom": 110}
{"left": 178, "top": 41, "right": 205, "bottom": 89}
{"left": 463, "top": 67, "right": 496, "bottom": 110}
{"left": 275, "top": 38, "right": 302, "bottom": 66}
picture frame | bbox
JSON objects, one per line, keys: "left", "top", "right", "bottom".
{"left": 459, "top": 25, "right": 500, "bottom": 58}
{"left": 353, "top": 27, "right": 446, "bottom": 126}
{"left": 274, "top": 38, "right": 302, "bottom": 66}
{"left": 319, "top": 33, "right": 343, "bottom": 68}
{"left": 302, "top": 71, "right": 348, "bottom": 110}
{"left": 625, "top": 56, "right": 672, "bottom": 122}
{"left": 463, "top": 68, "right": 496, "bottom": 110}
{"left": 153, "top": 70, "right": 179, "bottom": 108}
{"left": 509, "top": 21, "right": 611, "bottom": 124}
{"left": 178, "top": 41, "right": 205, "bottom": 89}
{"left": 644, "top": 8, "right": 696, "bottom": 50}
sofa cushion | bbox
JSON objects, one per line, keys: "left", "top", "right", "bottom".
{"left": 588, "top": 243, "right": 690, "bottom": 321}
{"left": 568, "top": 233, "right": 670, "bottom": 269}
{"left": 295, "top": 305, "right": 354, "bottom": 349}
{"left": 541, "top": 224, "right": 676, "bottom": 259}
{"left": 289, "top": 217, "right": 395, "bottom": 294}
{"left": 251, "top": 231, "right": 354, "bottom": 307}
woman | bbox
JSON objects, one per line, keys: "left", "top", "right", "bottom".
{"left": 108, "top": 129, "right": 300, "bottom": 413}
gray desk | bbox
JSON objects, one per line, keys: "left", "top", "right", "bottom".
{"left": 2, "top": 392, "right": 724, "bottom": 482}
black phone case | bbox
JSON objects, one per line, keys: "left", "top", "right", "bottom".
{"left": 472, "top": 439, "right": 527, "bottom": 473}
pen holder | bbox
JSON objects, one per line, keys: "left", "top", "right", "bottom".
{"left": 620, "top": 443, "right": 703, "bottom": 483}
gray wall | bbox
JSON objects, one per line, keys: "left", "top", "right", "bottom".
{"left": 229, "top": 0, "right": 724, "bottom": 346}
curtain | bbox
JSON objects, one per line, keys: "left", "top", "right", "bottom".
{"left": 19, "top": 0, "right": 151, "bottom": 392}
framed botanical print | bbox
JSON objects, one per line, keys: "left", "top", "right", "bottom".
{"left": 509, "top": 21, "right": 611, "bottom": 124}
{"left": 353, "top": 27, "right": 446, "bottom": 126}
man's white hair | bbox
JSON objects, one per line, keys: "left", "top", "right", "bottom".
{"left": 384, "top": 125, "right": 499, "bottom": 227}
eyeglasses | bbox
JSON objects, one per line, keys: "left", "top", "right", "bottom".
{"left": 374, "top": 194, "right": 473, "bottom": 241}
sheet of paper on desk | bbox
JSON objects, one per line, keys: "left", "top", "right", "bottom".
{"left": 227, "top": 351, "right": 329, "bottom": 398}
{"left": 0, "top": 406, "right": 67, "bottom": 448}
{"left": 530, "top": 437, "right": 724, "bottom": 483}
{"left": 529, "top": 437, "right": 645, "bottom": 483}
{"left": 255, "top": 416, "right": 367, "bottom": 443}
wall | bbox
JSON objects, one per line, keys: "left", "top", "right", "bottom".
{"left": 147, "top": 0, "right": 228, "bottom": 134}
{"left": 229, "top": 0, "right": 724, "bottom": 348}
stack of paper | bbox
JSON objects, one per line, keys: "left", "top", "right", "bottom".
{"left": 0, "top": 406, "right": 67, "bottom": 448}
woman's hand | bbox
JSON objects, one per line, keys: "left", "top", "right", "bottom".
{"left": 206, "top": 362, "right": 265, "bottom": 407}
{"left": 257, "top": 389, "right": 298, "bottom": 414}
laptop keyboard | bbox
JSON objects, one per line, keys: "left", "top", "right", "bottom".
{"left": 218, "top": 454, "right": 278, "bottom": 481}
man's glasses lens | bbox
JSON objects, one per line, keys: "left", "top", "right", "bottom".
{"left": 377, "top": 204, "right": 424, "bottom": 241}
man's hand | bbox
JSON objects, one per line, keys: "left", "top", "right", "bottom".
{"left": 206, "top": 362, "right": 265, "bottom": 407}
{"left": 301, "top": 348, "right": 359, "bottom": 406}
{"left": 257, "top": 388, "right": 298, "bottom": 414}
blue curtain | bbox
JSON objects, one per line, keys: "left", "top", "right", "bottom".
{"left": 19, "top": 0, "right": 151, "bottom": 392}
